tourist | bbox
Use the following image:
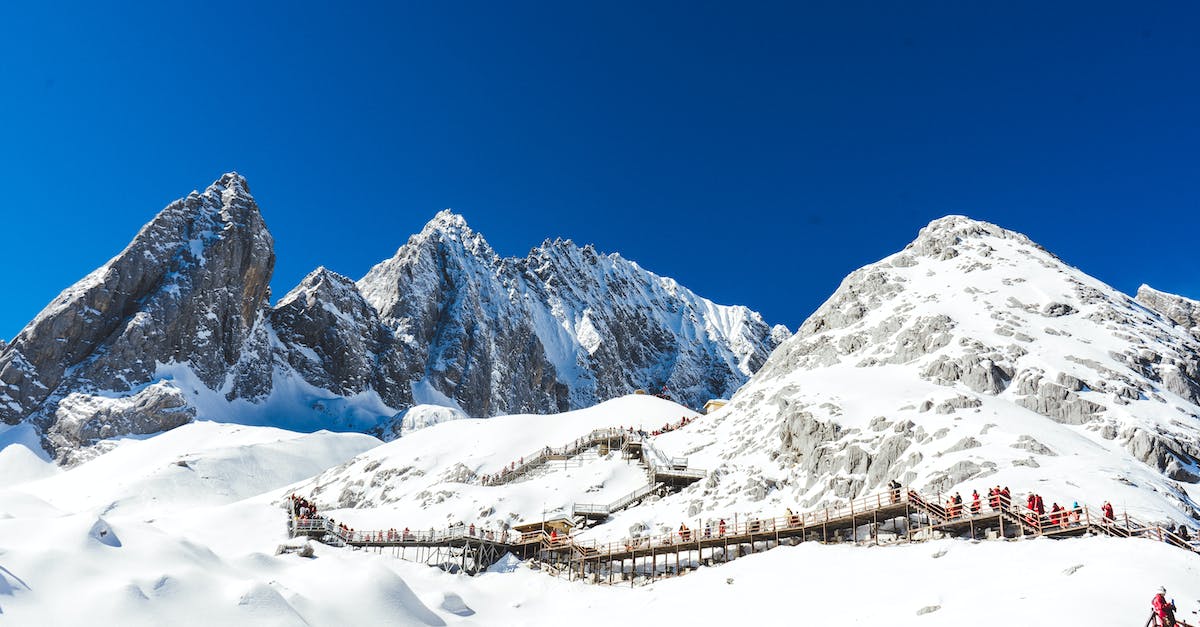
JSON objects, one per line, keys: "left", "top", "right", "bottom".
{"left": 1152, "top": 587, "right": 1177, "bottom": 627}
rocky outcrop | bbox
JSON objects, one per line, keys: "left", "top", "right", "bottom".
{"left": 1138, "top": 285, "right": 1200, "bottom": 340}
{"left": 0, "top": 173, "right": 274, "bottom": 457}
{"left": 52, "top": 383, "right": 196, "bottom": 464}
{"left": 1124, "top": 427, "right": 1200, "bottom": 482}
{"left": 1012, "top": 370, "right": 1106, "bottom": 426}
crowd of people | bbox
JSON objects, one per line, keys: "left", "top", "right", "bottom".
{"left": 616, "top": 483, "right": 1155, "bottom": 554}
{"left": 639, "top": 415, "right": 696, "bottom": 437}
{"left": 289, "top": 493, "right": 318, "bottom": 519}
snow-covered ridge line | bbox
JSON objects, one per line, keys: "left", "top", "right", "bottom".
{"left": 1, "top": 174, "right": 784, "bottom": 461}
{"left": 353, "top": 209, "right": 788, "bottom": 417}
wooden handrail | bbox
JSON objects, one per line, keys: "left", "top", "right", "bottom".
{"left": 286, "top": 482, "right": 1200, "bottom": 570}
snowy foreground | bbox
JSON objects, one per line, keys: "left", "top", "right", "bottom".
{"left": 2, "top": 397, "right": 1198, "bottom": 626}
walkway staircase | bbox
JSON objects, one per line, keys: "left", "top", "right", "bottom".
{"left": 284, "top": 420, "right": 1200, "bottom": 584}
{"left": 471, "top": 428, "right": 630, "bottom": 486}
{"left": 571, "top": 432, "right": 706, "bottom": 523}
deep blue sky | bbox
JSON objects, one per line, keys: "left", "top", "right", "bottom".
{"left": 2, "top": 2, "right": 1198, "bottom": 341}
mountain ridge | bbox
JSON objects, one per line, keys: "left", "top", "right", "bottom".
{"left": 663, "top": 214, "right": 1200, "bottom": 523}
{"left": 0, "top": 175, "right": 785, "bottom": 462}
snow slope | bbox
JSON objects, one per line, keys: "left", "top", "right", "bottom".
{"left": 646, "top": 216, "right": 1200, "bottom": 532}
{"left": 1, "top": 398, "right": 1197, "bottom": 626}
{"left": 293, "top": 394, "right": 696, "bottom": 533}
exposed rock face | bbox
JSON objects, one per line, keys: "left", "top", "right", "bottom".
{"left": 689, "top": 215, "right": 1200, "bottom": 514}
{"left": 52, "top": 382, "right": 196, "bottom": 447}
{"left": 1138, "top": 285, "right": 1200, "bottom": 340}
{"left": 269, "top": 267, "right": 410, "bottom": 408}
{"left": 358, "top": 211, "right": 788, "bottom": 416}
{"left": 0, "top": 173, "right": 274, "bottom": 457}
{"left": 1, "top": 177, "right": 783, "bottom": 460}
{"left": 356, "top": 214, "right": 569, "bottom": 417}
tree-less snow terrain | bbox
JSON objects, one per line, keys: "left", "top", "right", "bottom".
{"left": 0, "top": 174, "right": 785, "bottom": 464}
{"left": 2, "top": 214, "right": 1199, "bottom": 625}
{"left": 1, "top": 395, "right": 1198, "bottom": 626}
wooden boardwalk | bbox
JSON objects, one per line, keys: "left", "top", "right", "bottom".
{"left": 285, "top": 424, "right": 1199, "bottom": 581}
{"left": 288, "top": 484, "right": 1200, "bottom": 581}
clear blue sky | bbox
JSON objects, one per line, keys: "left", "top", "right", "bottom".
{"left": 2, "top": 2, "right": 1198, "bottom": 341}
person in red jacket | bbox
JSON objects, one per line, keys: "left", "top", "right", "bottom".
{"left": 971, "top": 490, "right": 981, "bottom": 515}
{"left": 1152, "top": 587, "right": 1176, "bottom": 626}
{"left": 1102, "top": 501, "right": 1115, "bottom": 522}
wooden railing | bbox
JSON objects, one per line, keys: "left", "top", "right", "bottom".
{"left": 287, "top": 483, "right": 1200, "bottom": 572}
{"left": 474, "top": 427, "right": 631, "bottom": 486}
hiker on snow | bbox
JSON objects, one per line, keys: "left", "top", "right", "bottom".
{"left": 1152, "top": 586, "right": 1176, "bottom": 626}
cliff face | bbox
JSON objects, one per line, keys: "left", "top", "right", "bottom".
{"left": 269, "top": 267, "right": 412, "bottom": 409}
{"left": 0, "top": 173, "right": 275, "bottom": 459}
{"left": 2, "top": 177, "right": 784, "bottom": 462}
{"left": 357, "top": 211, "right": 789, "bottom": 417}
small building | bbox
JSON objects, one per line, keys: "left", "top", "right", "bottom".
{"left": 703, "top": 399, "right": 729, "bottom": 414}
{"left": 512, "top": 517, "right": 576, "bottom": 536}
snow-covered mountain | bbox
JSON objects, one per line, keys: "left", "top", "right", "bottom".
{"left": 357, "top": 210, "right": 790, "bottom": 417}
{"left": 3, "top": 209, "right": 1200, "bottom": 624}
{"left": 0, "top": 174, "right": 784, "bottom": 462}
{"left": 655, "top": 215, "right": 1200, "bottom": 523}
{"left": 0, "top": 173, "right": 276, "bottom": 463}
{"left": 2, "top": 404, "right": 1195, "bottom": 626}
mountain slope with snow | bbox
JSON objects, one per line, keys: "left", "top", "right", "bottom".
{"left": 647, "top": 216, "right": 1200, "bottom": 531}
{"left": 0, "top": 173, "right": 275, "bottom": 462}
{"left": 1, "top": 393, "right": 1197, "bottom": 626}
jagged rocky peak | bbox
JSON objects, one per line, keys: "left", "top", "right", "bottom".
{"left": 412, "top": 209, "right": 497, "bottom": 260}
{"left": 3, "top": 183, "right": 785, "bottom": 458}
{"left": 358, "top": 210, "right": 503, "bottom": 324}
{"left": 270, "top": 266, "right": 410, "bottom": 407}
{"left": 356, "top": 211, "right": 786, "bottom": 416}
{"left": 358, "top": 211, "right": 567, "bottom": 417}
{"left": 706, "top": 215, "right": 1200, "bottom": 511}
{"left": 0, "top": 172, "right": 276, "bottom": 459}
{"left": 1137, "top": 285, "right": 1200, "bottom": 340}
